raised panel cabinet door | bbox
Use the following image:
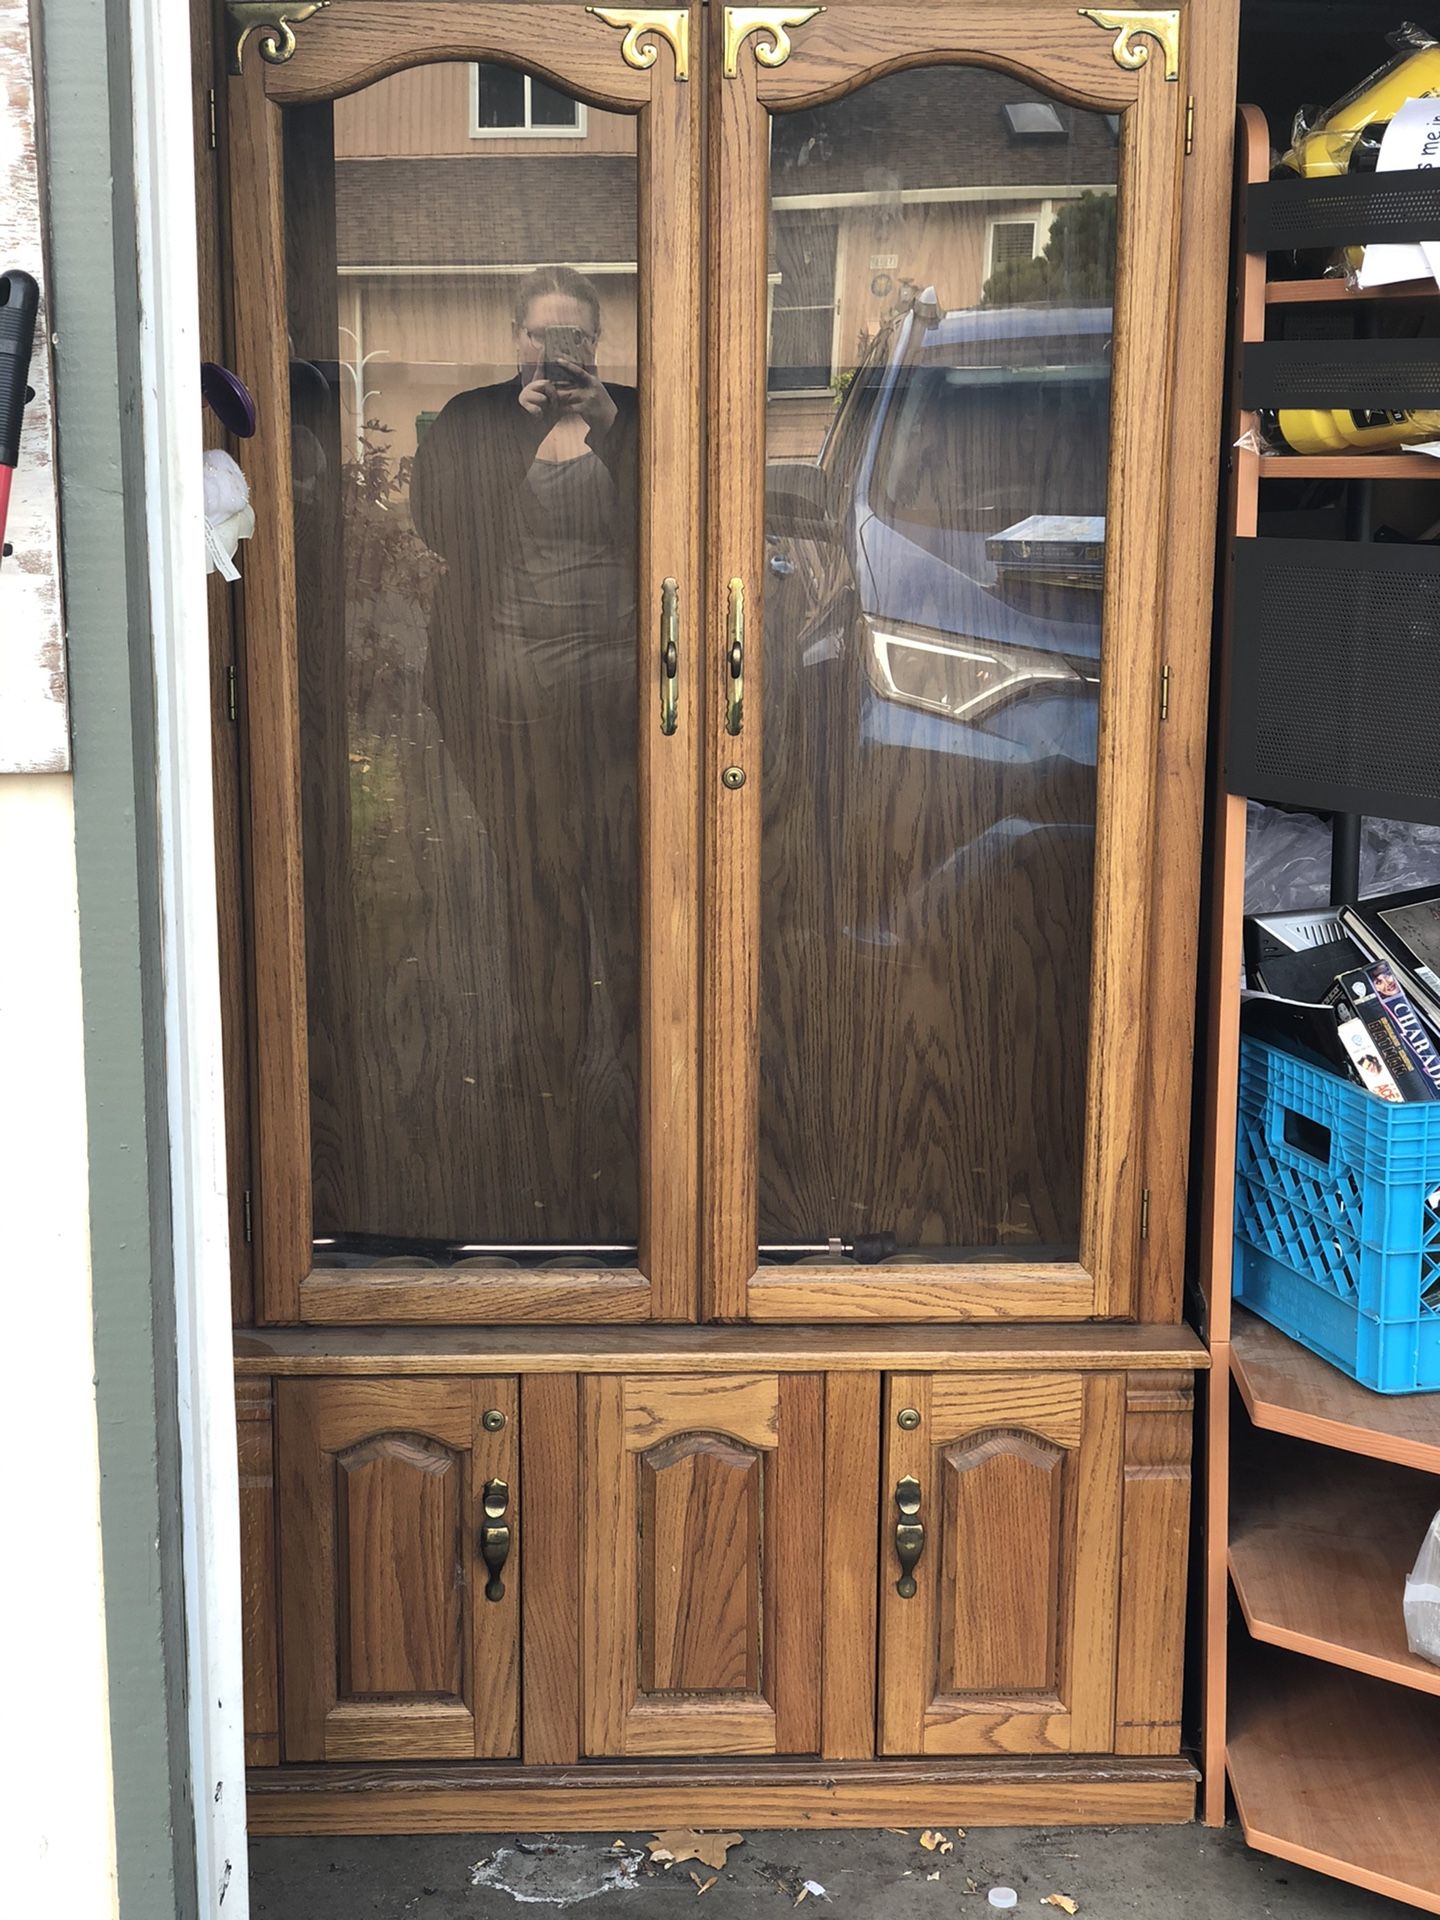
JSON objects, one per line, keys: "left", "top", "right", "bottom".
{"left": 224, "top": 4, "right": 702, "bottom": 1325}
{"left": 703, "top": 1, "right": 1188, "bottom": 1322}
{"left": 580, "top": 1372, "right": 823, "bottom": 1755}
{"left": 276, "top": 1377, "right": 519, "bottom": 1761}
{"left": 878, "top": 1372, "right": 1125, "bottom": 1755}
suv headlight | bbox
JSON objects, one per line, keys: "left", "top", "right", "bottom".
{"left": 862, "top": 616, "right": 1094, "bottom": 721}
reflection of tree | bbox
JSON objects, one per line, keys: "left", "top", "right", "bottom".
{"left": 340, "top": 422, "right": 441, "bottom": 853}
{"left": 982, "top": 191, "right": 1117, "bottom": 307}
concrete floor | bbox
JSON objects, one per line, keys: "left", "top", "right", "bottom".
{"left": 250, "top": 1824, "right": 1415, "bottom": 1917}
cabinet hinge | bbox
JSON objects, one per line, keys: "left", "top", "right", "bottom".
{"left": 227, "top": 661, "right": 238, "bottom": 723}
{"left": 1159, "top": 662, "right": 1171, "bottom": 723}
{"left": 1184, "top": 94, "right": 1195, "bottom": 155}
{"left": 206, "top": 86, "right": 218, "bottom": 151}
{"left": 1140, "top": 1186, "right": 1151, "bottom": 1241}
{"left": 242, "top": 1188, "right": 253, "bottom": 1244}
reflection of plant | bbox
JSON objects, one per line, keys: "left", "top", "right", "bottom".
{"left": 337, "top": 422, "right": 442, "bottom": 853}
{"left": 982, "top": 192, "right": 1117, "bottom": 307}
{"left": 831, "top": 367, "right": 856, "bottom": 407}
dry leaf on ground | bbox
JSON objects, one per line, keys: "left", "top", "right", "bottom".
{"left": 647, "top": 1830, "right": 745, "bottom": 1872}
{"left": 920, "top": 1830, "right": 954, "bottom": 1854}
{"left": 1043, "top": 1895, "right": 1079, "bottom": 1914}
{"left": 691, "top": 1872, "right": 718, "bottom": 1896}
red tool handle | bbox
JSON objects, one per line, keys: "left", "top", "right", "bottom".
{"left": 0, "top": 269, "right": 40, "bottom": 563}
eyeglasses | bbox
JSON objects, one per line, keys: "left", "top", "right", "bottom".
{"left": 521, "top": 328, "right": 598, "bottom": 351}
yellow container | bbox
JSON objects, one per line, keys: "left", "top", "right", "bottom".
{"left": 1282, "top": 43, "right": 1440, "bottom": 177}
{"left": 1273, "top": 406, "right": 1440, "bottom": 454}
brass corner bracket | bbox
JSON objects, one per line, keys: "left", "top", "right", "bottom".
{"left": 587, "top": 8, "right": 691, "bottom": 79}
{"left": 224, "top": 0, "right": 330, "bottom": 77}
{"left": 1078, "top": 8, "right": 1180, "bottom": 81}
{"left": 722, "top": 7, "right": 823, "bottom": 79}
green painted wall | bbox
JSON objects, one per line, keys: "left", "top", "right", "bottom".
{"left": 39, "top": 0, "right": 198, "bottom": 1913}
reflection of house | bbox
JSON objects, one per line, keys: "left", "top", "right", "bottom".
{"left": 769, "top": 67, "right": 1119, "bottom": 392}
{"left": 334, "top": 65, "right": 639, "bottom": 463}
{"left": 332, "top": 62, "right": 1116, "bottom": 462}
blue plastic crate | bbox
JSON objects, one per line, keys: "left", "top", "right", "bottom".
{"left": 1232, "top": 1037, "right": 1440, "bottom": 1394}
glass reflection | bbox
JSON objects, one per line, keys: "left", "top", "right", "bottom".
{"left": 759, "top": 69, "right": 1117, "bottom": 1266}
{"left": 285, "top": 69, "right": 640, "bottom": 1270}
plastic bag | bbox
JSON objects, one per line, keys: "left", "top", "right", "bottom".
{"left": 1244, "top": 801, "right": 1440, "bottom": 915}
{"left": 1405, "top": 1509, "right": 1440, "bottom": 1667}
{"left": 1281, "top": 22, "right": 1440, "bottom": 181}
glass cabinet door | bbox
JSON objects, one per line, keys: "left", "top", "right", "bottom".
{"left": 704, "top": 3, "right": 1184, "bottom": 1320}
{"left": 228, "top": 7, "right": 700, "bottom": 1322}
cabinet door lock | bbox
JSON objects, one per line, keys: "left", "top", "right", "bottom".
{"left": 480, "top": 1477, "right": 511, "bottom": 1602}
{"left": 894, "top": 1474, "right": 924, "bottom": 1598}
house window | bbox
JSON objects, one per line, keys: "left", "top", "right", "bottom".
{"left": 1002, "top": 101, "right": 1067, "bottom": 140}
{"left": 471, "top": 63, "right": 586, "bottom": 137}
{"left": 988, "top": 219, "right": 1039, "bottom": 278}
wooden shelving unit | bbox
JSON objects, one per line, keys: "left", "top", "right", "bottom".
{"left": 1228, "top": 1649, "right": 1440, "bottom": 1915}
{"left": 1199, "top": 105, "right": 1440, "bottom": 1900}
{"left": 1266, "top": 275, "right": 1435, "bottom": 304}
{"left": 1232, "top": 1306, "right": 1440, "bottom": 1474}
{"left": 1258, "top": 451, "right": 1440, "bottom": 479}
{"left": 1229, "top": 1414, "right": 1440, "bottom": 1693}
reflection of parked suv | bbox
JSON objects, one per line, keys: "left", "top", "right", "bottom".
{"left": 758, "top": 303, "right": 1114, "bottom": 1262}
{"left": 765, "top": 301, "right": 1111, "bottom": 764}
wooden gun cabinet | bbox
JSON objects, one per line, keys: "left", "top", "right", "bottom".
{"left": 205, "top": 0, "right": 1238, "bottom": 1831}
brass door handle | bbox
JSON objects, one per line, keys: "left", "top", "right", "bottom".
{"left": 660, "top": 576, "right": 679, "bottom": 736}
{"left": 480, "top": 1476, "right": 511, "bottom": 1602}
{"left": 894, "top": 1474, "right": 924, "bottom": 1599}
{"left": 725, "top": 576, "right": 744, "bottom": 735}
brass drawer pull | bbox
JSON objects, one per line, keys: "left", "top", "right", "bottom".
{"left": 480, "top": 1476, "right": 511, "bottom": 1602}
{"left": 660, "top": 576, "right": 679, "bottom": 736}
{"left": 725, "top": 576, "right": 744, "bottom": 736}
{"left": 894, "top": 1474, "right": 924, "bottom": 1599}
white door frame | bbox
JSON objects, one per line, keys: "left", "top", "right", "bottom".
{"left": 128, "top": 0, "right": 250, "bottom": 1911}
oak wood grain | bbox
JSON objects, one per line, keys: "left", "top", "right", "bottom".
{"left": 879, "top": 1369, "right": 1123, "bottom": 1756}
{"left": 276, "top": 1376, "right": 519, "bottom": 1761}
{"left": 263, "top": 2, "right": 656, "bottom": 109}
{"left": 820, "top": 1371, "right": 880, "bottom": 1760}
{"left": 754, "top": 3, "right": 1151, "bottom": 113}
{"left": 1114, "top": 1373, "right": 1192, "bottom": 1754}
{"left": 246, "top": 1753, "right": 1199, "bottom": 1834}
{"left": 236, "top": 1378, "right": 280, "bottom": 1766}
{"left": 225, "top": 57, "right": 312, "bottom": 1320}
{"left": 708, "top": 2, "right": 1184, "bottom": 1323}
{"left": 640, "top": 1433, "right": 763, "bottom": 1693}
{"left": 191, "top": 0, "right": 256, "bottom": 1326}
{"left": 520, "top": 1372, "right": 581, "bottom": 1763}
{"left": 582, "top": 1368, "right": 823, "bottom": 1756}
{"left": 1137, "top": 0, "right": 1241, "bottom": 1324}
{"left": 938, "top": 1431, "right": 1064, "bottom": 1694}
{"left": 228, "top": 12, "right": 702, "bottom": 1317}
{"left": 236, "top": 1321, "right": 1208, "bottom": 1374}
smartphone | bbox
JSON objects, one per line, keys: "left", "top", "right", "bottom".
{"left": 542, "top": 324, "right": 589, "bottom": 388}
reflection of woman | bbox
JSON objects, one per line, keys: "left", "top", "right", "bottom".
{"left": 409, "top": 267, "right": 640, "bottom": 1244}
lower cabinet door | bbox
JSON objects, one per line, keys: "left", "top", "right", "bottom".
{"left": 581, "top": 1372, "right": 823, "bottom": 1756}
{"left": 276, "top": 1376, "right": 519, "bottom": 1762}
{"left": 878, "top": 1371, "right": 1124, "bottom": 1756}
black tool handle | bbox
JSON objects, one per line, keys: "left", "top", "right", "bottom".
{"left": 0, "top": 270, "right": 40, "bottom": 469}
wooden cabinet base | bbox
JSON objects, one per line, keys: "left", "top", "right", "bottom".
{"left": 246, "top": 1755, "right": 1198, "bottom": 1836}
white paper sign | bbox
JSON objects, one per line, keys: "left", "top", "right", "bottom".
{"left": 1356, "top": 95, "right": 1440, "bottom": 290}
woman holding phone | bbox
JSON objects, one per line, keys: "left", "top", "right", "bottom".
{"left": 409, "top": 265, "right": 641, "bottom": 1251}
